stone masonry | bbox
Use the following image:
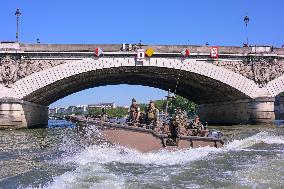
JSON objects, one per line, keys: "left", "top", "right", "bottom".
{"left": 1, "top": 43, "right": 284, "bottom": 128}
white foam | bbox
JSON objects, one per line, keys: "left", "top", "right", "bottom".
{"left": 54, "top": 131, "right": 284, "bottom": 168}
{"left": 63, "top": 144, "right": 219, "bottom": 166}
{"left": 38, "top": 145, "right": 218, "bottom": 189}
{"left": 23, "top": 131, "right": 284, "bottom": 189}
{"left": 24, "top": 163, "right": 125, "bottom": 189}
{"left": 225, "top": 131, "right": 284, "bottom": 150}
{"left": 54, "top": 165, "right": 123, "bottom": 189}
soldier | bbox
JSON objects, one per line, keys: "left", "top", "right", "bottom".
{"left": 190, "top": 115, "right": 208, "bottom": 136}
{"left": 170, "top": 107, "right": 187, "bottom": 143}
{"left": 191, "top": 115, "right": 204, "bottom": 130}
{"left": 172, "top": 107, "right": 188, "bottom": 128}
{"left": 101, "top": 108, "right": 108, "bottom": 121}
{"left": 129, "top": 98, "right": 141, "bottom": 125}
{"left": 146, "top": 100, "right": 159, "bottom": 129}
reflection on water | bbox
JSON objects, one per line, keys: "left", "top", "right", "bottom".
{"left": 0, "top": 120, "right": 283, "bottom": 189}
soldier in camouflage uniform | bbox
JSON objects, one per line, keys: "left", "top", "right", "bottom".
{"left": 189, "top": 115, "right": 207, "bottom": 136}
{"left": 172, "top": 107, "right": 188, "bottom": 128}
{"left": 190, "top": 115, "right": 204, "bottom": 130}
{"left": 146, "top": 100, "right": 159, "bottom": 129}
{"left": 170, "top": 107, "right": 188, "bottom": 140}
{"left": 129, "top": 98, "right": 141, "bottom": 125}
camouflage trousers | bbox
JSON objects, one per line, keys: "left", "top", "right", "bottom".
{"left": 146, "top": 118, "right": 158, "bottom": 127}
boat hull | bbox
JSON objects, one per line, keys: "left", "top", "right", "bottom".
{"left": 98, "top": 123, "right": 224, "bottom": 152}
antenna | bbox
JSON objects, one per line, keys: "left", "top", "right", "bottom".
{"left": 165, "top": 89, "right": 174, "bottom": 116}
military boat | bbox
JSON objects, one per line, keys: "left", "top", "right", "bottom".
{"left": 86, "top": 89, "right": 224, "bottom": 152}
{"left": 87, "top": 120, "right": 224, "bottom": 152}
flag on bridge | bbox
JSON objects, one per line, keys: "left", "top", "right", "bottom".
{"left": 94, "top": 47, "right": 103, "bottom": 57}
{"left": 181, "top": 48, "right": 190, "bottom": 57}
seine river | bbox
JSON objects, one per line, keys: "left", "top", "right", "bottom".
{"left": 0, "top": 120, "right": 283, "bottom": 189}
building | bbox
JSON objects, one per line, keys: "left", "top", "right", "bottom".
{"left": 48, "top": 108, "right": 57, "bottom": 116}
{"left": 74, "top": 105, "right": 88, "bottom": 115}
{"left": 88, "top": 102, "right": 116, "bottom": 109}
{"left": 56, "top": 107, "right": 67, "bottom": 115}
{"left": 48, "top": 103, "right": 117, "bottom": 116}
{"left": 65, "top": 106, "right": 77, "bottom": 115}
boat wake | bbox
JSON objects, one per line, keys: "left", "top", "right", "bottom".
{"left": 22, "top": 131, "right": 284, "bottom": 189}
{"left": 55, "top": 131, "right": 284, "bottom": 167}
{"left": 225, "top": 131, "right": 284, "bottom": 150}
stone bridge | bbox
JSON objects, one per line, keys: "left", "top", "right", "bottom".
{"left": 1, "top": 42, "right": 284, "bottom": 128}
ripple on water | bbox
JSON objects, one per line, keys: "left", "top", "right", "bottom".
{"left": 0, "top": 122, "right": 283, "bottom": 189}
{"left": 30, "top": 130, "right": 284, "bottom": 189}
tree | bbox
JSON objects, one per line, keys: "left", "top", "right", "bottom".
{"left": 139, "top": 96, "right": 196, "bottom": 115}
{"left": 154, "top": 99, "right": 167, "bottom": 111}
{"left": 105, "top": 107, "right": 128, "bottom": 118}
{"left": 88, "top": 96, "right": 196, "bottom": 118}
{"left": 88, "top": 107, "right": 102, "bottom": 116}
{"left": 88, "top": 107, "right": 129, "bottom": 118}
{"left": 168, "top": 95, "right": 196, "bottom": 114}
{"left": 139, "top": 103, "right": 148, "bottom": 113}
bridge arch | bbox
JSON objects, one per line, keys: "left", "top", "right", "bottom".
{"left": 265, "top": 75, "right": 284, "bottom": 97}
{"left": 11, "top": 57, "right": 260, "bottom": 106}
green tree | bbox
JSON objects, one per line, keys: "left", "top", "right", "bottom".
{"left": 74, "top": 111, "right": 81, "bottom": 115}
{"left": 105, "top": 107, "right": 128, "bottom": 118}
{"left": 88, "top": 107, "right": 102, "bottom": 116}
{"left": 88, "top": 107, "right": 129, "bottom": 118}
{"left": 154, "top": 99, "right": 167, "bottom": 111}
{"left": 138, "top": 97, "right": 195, "bottom": 115}
{"left": 139, "top": 103, "right": 148, "bottom": 113}
{"left": 168, "top": 95, "right": 196, "bottom": 114}
{"left": 87, "top": 96, "right": 196, "bottom": 119}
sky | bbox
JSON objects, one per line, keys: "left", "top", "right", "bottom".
{"left": 1, "top": 0, "right": 284, "bottom": 107}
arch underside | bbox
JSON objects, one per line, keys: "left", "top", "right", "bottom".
{"left": 22, "top": 67, "right": 250, "bottom": 106}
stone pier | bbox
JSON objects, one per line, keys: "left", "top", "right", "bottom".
{"left": 0, "top": 98, "right": 48, "bottom": 129}
{"left": 197, "top": 97, "right": 275, "bottom": 125}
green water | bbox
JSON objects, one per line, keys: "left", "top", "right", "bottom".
{"left": 0, "top": 120, "right": 283, "bottom": 189}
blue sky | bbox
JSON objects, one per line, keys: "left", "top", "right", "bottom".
{"left": 1, "top": 0, "right": 284, "bottom": 107}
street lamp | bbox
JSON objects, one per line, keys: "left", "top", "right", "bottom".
{"left": 15, "top": 8, "right": 21, "bottom": 42}
{"left": 244, "top": 15, "right": 250, "bottom": 46}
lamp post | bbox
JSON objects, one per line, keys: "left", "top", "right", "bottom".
{"left": 165, "top": 89, "right": 174, "bottom": 116}
{"left": 15, "top": 8, "right": 21, "bottom": 42}
{"left": 244, "top": 15, "right": 250, "bottom": 46}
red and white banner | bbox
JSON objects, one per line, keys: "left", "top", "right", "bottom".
{"left": 210, "top": 47, "right": 219, "bottom": 58}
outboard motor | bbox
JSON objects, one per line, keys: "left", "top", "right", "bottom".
{"left": 208, "top": 129, "right": 223, "bottom": 139}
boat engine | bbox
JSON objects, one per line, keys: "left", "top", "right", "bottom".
{"left": 208, "top": 130, "right": 223, "bottom": 139}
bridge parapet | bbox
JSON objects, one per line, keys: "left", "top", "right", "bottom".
{"left": 0, "top": 44, "right": 283, "bottom": 95}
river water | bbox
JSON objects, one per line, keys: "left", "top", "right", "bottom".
{"left": 0, "top": 120, "right": 283, "bottom": 189}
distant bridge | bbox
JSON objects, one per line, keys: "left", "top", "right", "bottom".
{"left": 1, "top": 43, "right": 284, "bottom": 128}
